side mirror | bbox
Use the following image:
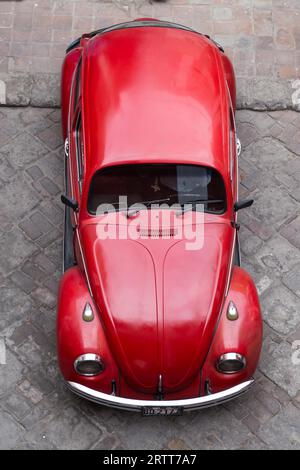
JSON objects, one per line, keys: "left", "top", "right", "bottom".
{"left": 234, "top": 199, "right": 254, "bottom": 212}
{"left": 61, "top": 194, "right": 78, "bottom": 212}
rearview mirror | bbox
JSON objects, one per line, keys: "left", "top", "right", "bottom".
{"left": 61, "top": 194, "right": 78, "bottom": 212}
{"left": 234, "top": 199, "right": 254, "bottom": 212}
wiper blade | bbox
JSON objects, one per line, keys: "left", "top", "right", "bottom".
{"left": 177, "top": 199, "right": 225, "bottom": 215}
{"left": 126, "top": 198, "right": 173, "bottom": 218}
{"left": 136, "top": 197, "right": 172, "bottom": 207}
{"left": 113, "top": 197, "right": 172, "bottom": 208}
{"left": 97, "top": 197, "right": 224, "bottom": 217}
{"left": 182, "top": 198, "right": 225, "bottom": 204}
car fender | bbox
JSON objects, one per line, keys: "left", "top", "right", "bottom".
{"left": 201, "top": 266, "right": 263, "bottom": 394}
{"left": 57, "top": 266, "right": 118, "bottom": 393}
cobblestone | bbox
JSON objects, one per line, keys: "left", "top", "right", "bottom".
{"left": 0, "top": 1, "right": 300, "bottom": 108}
{"left": 261, "top": 284, "right": 300, "bottom": 335}
{"left": 0, "top": 105, "right": 299, "bottom": 448}
{"left": 257, "top": 403, "right": 300, "bottom": 450}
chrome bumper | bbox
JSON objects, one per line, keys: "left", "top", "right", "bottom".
{"left": 66, "top": 379, "right": 254, "bottom": 412}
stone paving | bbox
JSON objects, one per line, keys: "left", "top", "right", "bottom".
{"left": 0, "top": 106, "right": 299, "bottom": 449}
{"left": 0, "top": 0, "right": 300, "bottom": 108}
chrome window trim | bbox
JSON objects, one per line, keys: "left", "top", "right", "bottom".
{"left": 75, "top": 112, "right": 83, "bottom": 193}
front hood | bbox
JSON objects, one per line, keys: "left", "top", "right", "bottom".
{"left": 81, "top": 222, "right": 233, "bottom": 393}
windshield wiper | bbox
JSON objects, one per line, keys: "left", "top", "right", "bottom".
{"left": 126, "top": 197, "right": 225, "bottom": 218}
{"left": 176, "top": 199, "right": 225, "bottom": 215}
{"left": 126, "top": 197, "right": 174, "bottom": 217}
{"left": 96, "top": 197, "right": 173, "bottom": 217}
{"left": 97, "top": 196, "right": 224, "bottom": 218}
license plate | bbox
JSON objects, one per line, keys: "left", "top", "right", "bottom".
{"left": 142, "top": 406, "right": 183, "bottom": 417}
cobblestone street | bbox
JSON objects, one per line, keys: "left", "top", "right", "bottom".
{"left": 0, "top": 107, "right": 299, "bottom": 449}
{"left": 0, "top": 0, "right": 300, "bottom": 452}
{"left": 1, "top": 0, "right": 300, "bottom": 109}
{"left": 1, "top": 0, "right": 300, "bottom": 79}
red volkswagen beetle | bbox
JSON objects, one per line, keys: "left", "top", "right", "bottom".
{"left": 58, "top": 19, "right": 262, "bottom": 415}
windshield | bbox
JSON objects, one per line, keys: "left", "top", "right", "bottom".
{"left": 88, "top": 164, "right": 226, "bottom": 215}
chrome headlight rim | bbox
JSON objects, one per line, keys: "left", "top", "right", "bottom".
{"left": 216, "top": 352, "right": 246, "bottom": 374}
{"left": 74, "top": 353, "right": 104, "bottom": 377}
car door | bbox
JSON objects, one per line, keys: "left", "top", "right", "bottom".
{"left": 65, "top": 59, "right": 85, "bottom": 268}
{"left": 68, "top": 58, "right": 83, "bottom": 207}
{"left": 70, "top": 108, "right": 84, "bottom": 204}
{"left": 228, "top": 104, "right": 241, "bottom": 265}
{"left": 229, "top": 105, "right": 238, "bottom": 203}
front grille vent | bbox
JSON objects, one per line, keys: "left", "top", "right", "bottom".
{"left": 137, "top": 228, "right": 178, "bottom": 238}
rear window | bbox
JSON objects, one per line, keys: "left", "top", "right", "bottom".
{"left": 88, "top": 164, "right": 226, "bottom": 215}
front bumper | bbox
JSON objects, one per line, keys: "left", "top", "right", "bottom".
{"left": 66, "top": 379, "right": 254, "bottom": 412}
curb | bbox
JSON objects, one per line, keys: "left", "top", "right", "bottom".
{"left": 0, "top": 73, "right": 299, "bottom": 111}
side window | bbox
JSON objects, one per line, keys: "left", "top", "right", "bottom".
{"left": 229, "top": 107, "right": 235, "bottom": 182}
{"left": 75, "top": 112, "right": 84, "bottom": 194}
{"left": 73, "top": 59, "right": 82, "bottom": 112}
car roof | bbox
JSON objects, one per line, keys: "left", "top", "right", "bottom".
{"left": 82, "top": 23, "right": 230, "bottom": 182}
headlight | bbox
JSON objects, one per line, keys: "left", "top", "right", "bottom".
{"left": 216, "top": 353, "right": 246, "bottom": 374}
{"left": 74, "top": 354, "right": 104, "bottom": 376}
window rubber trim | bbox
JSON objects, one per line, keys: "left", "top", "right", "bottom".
{"left": 86, "top": 164, "right": 227, "bottom": 217}
{"left": 66, "top": 20, "right": 224, "bottom": 54}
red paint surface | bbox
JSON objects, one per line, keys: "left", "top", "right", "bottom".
{"left": 58, "top": 20, "right": 262, "bottom": 400}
